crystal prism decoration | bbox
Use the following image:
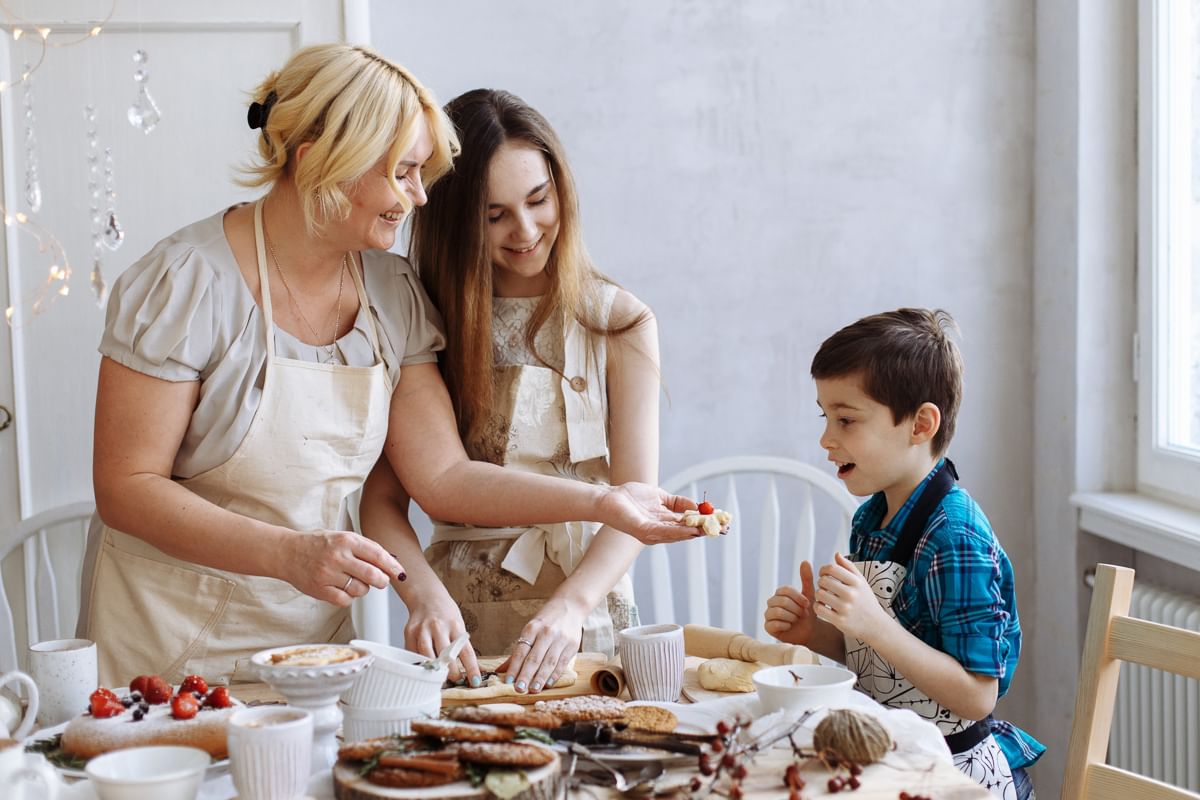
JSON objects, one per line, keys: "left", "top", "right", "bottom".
{"left": 127, "top": 85, "right": 162, "bottom": 133}
{"left": 24, "top": 177, "right": 41, "bottom": 213}
{"left": 90, "top": 261, "right": 108, "bottom": 305}
{"left": 101, "top": 211, "right": 125, "bottom": 250}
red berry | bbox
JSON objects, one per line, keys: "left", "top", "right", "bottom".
{"left": 849, "top": 763, "right": 862, "bottom": 776}
{"left": 729, "top": 786, "right": 743, "bottom": 799}
{"left": 142, "top": 675, "right": 172, "bottom": 704}
{"left": 789, "top": 792, "right": 802, "bottom": 800}
{"left": 129, "top": 675, "right": 152, "bottom": 696}
{"left": 716, "top": 720, "right": 730, "bottom": 735}
{"left": 721, "top": 753, "right": 736, "bottom": 769}
{"left": 733, "top": 764, "right": 748, "bottom": 780}
{"left": 89, "top": 689, "right": 124, "bottom": 718}
{"left": 179, "top": 675, "right": 208, "bottom": 696}
{"left": 698, "top": 500, "right": 715, "bottom": 515}
{"left": 829, "top": 777, "right": 842, "bottom": 793}
{"left": 93, "top": 687, "right": 119, "bottom": 703}
{"left": 690, "top": 777, "right": 703, "bottom": 791}
{"left": 203, "top": 686, "right": 233, "bottom": 709}
{"left": 848, "top": 776, "right": 861, "bottom": 790}
{"left": 171, "top": 692, "right": 200, "bottom": 720}
{"left": 711, "top": 738, "right": 724, "bottom": 752}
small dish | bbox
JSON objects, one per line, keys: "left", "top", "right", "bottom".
{"left": 753, "top": 663, "right": 856, "bottom": 714}
{"left": 85, "top": 745, "right": 208, "bottom": 800}
{"left": 341, "top": 639, "right": 446, "bottom": 708}
{"left": 339, "top": 698, "right": 440, "bottom": 742}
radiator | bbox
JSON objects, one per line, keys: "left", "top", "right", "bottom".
{"left": 1108, "top": 580, "right": 1200, "bottom": 791}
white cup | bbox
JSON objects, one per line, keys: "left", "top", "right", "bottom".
{"left": 229, "top": 706, "right": 313, "bottom": 800}
{"left": 617, "top": 623, "right": 685, "bottom": 702}
{"left": 0, "top": 671, "right": 39, "bottom": 739}
{"left": 28, "top": 638, "right": 97, "bottom": 728}
{"left": 0, "top": 740, "right": 61, "bottom": 800}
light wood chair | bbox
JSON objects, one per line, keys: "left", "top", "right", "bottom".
{"left": 1062, "top": 563, "right": 1200, "bottom": 800}
{"left": 0, "top": 501, "right": 95, "bottom": 673}
{"left": 634, "top": 455, "right": 857, "bottom": 637}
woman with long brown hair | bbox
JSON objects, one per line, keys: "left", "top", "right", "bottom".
{"left": 365, "top": 89, "right": 662, "bottom": 693}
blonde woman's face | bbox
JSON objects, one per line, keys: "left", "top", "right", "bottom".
{"left": 486, "top": 141, "right": 560, "bottom": 298}
{"left": 342, "top": 123, "right": 434, "bottom": 251}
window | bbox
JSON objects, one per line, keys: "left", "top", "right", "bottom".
{"left": 1138, "top": 0, "right": 1200, "bottom": 506}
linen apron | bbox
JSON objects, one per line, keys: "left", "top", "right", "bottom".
{"left": 80, "top": 199, "right": 392, "bottom": 686}
{"left": 425, "top": 290, "right": 636, "bottom": 658}
{"left": 843, "top": 460, "right": 1018, "bottom": 799}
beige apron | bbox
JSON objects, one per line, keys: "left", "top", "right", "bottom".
{"left": 425, "top": 291, "right": 637, "bottom": 658}
{"left": 80, "top": 199, "right": 392, "bottom": 686}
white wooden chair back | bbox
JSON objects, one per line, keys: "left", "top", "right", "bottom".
{"left": 1062, "top": 563, "right": 1200, "bottom": 800}
{"left": 0, "top": 501, "right": 95, "bottom": 673}
{"left": 634, "top": 456, "right": 857, "bottom": 638}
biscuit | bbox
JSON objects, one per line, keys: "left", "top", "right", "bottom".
{"left": 455, "top": 741, "right": 557, "bottom": 767}
{"left": 446, "top": 705, "right": 562, "bottom": 729}
{"left": 533, "top": 695, "right": 626, "bottom": 722}
{"left": 366, "top": 765, "right": 464, "bottom": 788}
{"left": 621, "top": 705, "right": 678, "bottom": 733}
{"left": 410, "top": 718, "right": 515, "bottom": 742}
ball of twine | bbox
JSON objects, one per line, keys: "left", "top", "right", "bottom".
{"left": 812, "top": 709, "right": 894, "bottom": 764}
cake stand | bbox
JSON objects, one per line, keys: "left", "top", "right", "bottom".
{"left": 249, "top": 644, "right": 373, "bottom": 772}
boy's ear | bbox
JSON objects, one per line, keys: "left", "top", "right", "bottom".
{"left": 909, "top": 402, "right": 942, "bottom": 446}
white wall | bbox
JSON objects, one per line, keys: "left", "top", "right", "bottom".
{"left": 374, "top": 0, "right": 1038, "bottom": 757}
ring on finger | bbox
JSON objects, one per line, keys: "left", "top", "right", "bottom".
{"left": 516, "top": 637, "right": 533, "bottom": 648}
{"left": 342, "top": 576, "right": 354, "bottom": 593}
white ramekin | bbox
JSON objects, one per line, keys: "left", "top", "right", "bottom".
{"left": 339, "top": 698, "right": 440, "bottom": 742}
{"left": 340, "top": 639, "right": 447, "bottom": 708}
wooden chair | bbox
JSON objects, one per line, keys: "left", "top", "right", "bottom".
{"left": 633, "top": 455, "right": 857, "bottom": 637}
{"left": 0, "top": 501, "right": 95, "bottom": 673}
{"left": 1062, "top": 563, "right": 1200, "bottom": 800}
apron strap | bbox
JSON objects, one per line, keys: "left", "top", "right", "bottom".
{"left": 886, "top": 458, "right": 958, "bottom": 566}
{"left": 252, "top": 199, "right": 277, "bottom": 360}
{"left": 944, "top": 714, "right": 993, "bottom": 754}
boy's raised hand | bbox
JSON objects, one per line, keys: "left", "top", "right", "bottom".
{"left": 815, "top": 552, "right": 894, "bottom": 643}
{"left": 763, "top": 560, "right": 819, "bottom": 645}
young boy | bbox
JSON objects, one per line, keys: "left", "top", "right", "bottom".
{"left": 764, "top": 309, "right": 1043, "bottom": 800}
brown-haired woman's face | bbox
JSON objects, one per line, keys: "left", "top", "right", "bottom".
{"left": 486, "top": 141, "right": 560, "bottom": 297}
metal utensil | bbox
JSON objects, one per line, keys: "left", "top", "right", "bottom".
{"left": 567, "top": 742, "right": 631, "bottom": 792}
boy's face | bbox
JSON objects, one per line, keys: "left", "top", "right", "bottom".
{"left": 815, "top": 372, "right": 933, "bottom": 501}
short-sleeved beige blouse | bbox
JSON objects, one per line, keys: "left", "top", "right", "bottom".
{"left": 98, "top": 205, "right": 446, "bottom": 478}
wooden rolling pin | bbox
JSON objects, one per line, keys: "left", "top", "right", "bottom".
{"left": 683, "top": 624, "right": 818, "bottom": 665}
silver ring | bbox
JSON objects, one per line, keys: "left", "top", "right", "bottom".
{"left": 342, "top": 576, "right": 354, "bottom": 592}
{"left": 516, "top": 637, "right": 533, "bottom": 648}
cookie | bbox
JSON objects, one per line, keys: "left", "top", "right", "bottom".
{"left": 455, "top": 741, "right": 557, "bottom": 767}
{"left": 338, "top": 735, "right": 412, "bottom": 762}
{"left": 367, "top": 765, "right": 464, "bottom": 788}
{"left": 410, "top": 718, "right": 516, "bottom": 742}
{"left": 621, "top": 705, "right": 678, "bottom": 733}
{"left": 446, "top": 705, "right": 562, "bottom": 729}
{"left": 533, "top": 695, "right": 626, "bottom": 722}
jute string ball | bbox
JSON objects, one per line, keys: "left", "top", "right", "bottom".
{"left": 812, "top": 709, "right": 894, "bottom": 764}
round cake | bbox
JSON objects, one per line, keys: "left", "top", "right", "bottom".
{"left": 61, "top": 695, "right": 241, "bottom": 759}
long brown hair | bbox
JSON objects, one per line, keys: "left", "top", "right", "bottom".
{"left": 411, "top": 89, "right": 647, "bottom": 438}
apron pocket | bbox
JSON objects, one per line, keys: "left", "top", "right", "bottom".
{"left": 88, "top": 537, "right": 236, "bottom": 686}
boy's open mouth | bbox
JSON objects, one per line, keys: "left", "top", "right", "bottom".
{"left": 837, "top": 462, "right": 856, "bottom": 476}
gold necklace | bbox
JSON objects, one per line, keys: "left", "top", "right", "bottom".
{"left": 266, "top": 234, "right": 348, "bottom": 364}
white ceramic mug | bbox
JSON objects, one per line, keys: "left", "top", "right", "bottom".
{"left": 28, "top": 638, "right": 97, "bottom": 728}
{"left": 229, "top": 705, "right": 313, "bottom": 800}
{"left": 617, "top": 623, "right": 685, "bottom": 702}
{"left": 0, "top": 672, "right": 39, "bottom": 739}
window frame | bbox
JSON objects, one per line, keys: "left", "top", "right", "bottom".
{"left": 1137, "top": 0, "right": 1200, "bottom": 508}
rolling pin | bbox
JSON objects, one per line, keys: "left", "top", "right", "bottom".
{"left": 683, "top": 624, "right": 818, "bottom": 665}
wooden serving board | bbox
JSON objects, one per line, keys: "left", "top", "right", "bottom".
{"left": 441, "top": 652, "right": 618, "bottom": 707}
{"left": 332, "top": 756, "right": 560, "bottom": 800}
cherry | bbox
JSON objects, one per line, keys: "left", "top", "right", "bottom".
{"left": 698, "top": 491, "right": 715, "bottom": 515}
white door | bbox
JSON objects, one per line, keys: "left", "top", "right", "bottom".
{"left": 0, "top": 0, "right": 365, "bottom": 640}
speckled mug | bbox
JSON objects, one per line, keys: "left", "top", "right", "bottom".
{"left": 617, "top": 623, "right": 685, "bottom": 702}
{"left": 230, "top": 706, "right": 313, "bottom": 800}
{"left": 28, "top": 638, "right": 96, "bottom": 728}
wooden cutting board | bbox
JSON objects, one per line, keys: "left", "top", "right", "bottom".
{"left": 441, "top": 652, "right": 620, "bottom": 706}
{"left": 332, "top": 756, "right": 560, "bottom": 799}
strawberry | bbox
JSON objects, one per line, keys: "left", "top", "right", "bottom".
{"left": 89, "top": 689, "right": 124, "bottom": 718}
{"left": 129, "top": 675, "right": 152, "bottom": 696}
{"left": 179, "top": 675, "right": 208, "bottom": 696}
{"left": 142, "top": 675, "right": 172, "bottom": 704}
{"left": 171, "top": 692, "right": 200, "bottom": 720}
{"left": 203, "top": 686, "right": 232, "bottom": 709}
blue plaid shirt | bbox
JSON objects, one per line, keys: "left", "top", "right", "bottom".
{"left": 849, "top": 460, "right": 1045, "bottom": 769}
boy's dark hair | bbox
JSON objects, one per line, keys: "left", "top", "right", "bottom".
{"left": 810, "top": 308, "right": 963, "bottom": 456}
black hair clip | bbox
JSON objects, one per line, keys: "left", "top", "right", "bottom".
{"left": 247, "top": 90, "right": 278, "bottom": 131}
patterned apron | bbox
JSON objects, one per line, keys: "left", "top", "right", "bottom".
{"left": 843, "top": 461, "right": 1017, "bottom": 799}
{"left": 425, "top": 291, "right": 636, "bottom": 658}
{"left": 79, "top": 199, "right": 392, "bottom": 686}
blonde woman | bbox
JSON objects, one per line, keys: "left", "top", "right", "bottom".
{"left": 81, "top": 48, "right": 697, "bottom": 687}
{"left": 377, "top": 89, "right": 662, "bottom": 694}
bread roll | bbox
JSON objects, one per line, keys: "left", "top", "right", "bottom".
{"left": 697, "top": 658, "right": 765, "bottom": 692}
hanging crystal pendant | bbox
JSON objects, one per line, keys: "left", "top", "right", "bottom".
{"left": 101, "top": 211, "right": 124, "bottom": 250}
{"left": 24, "top": 177, "right": 41, "bottom": 213}
{"left": 22, "top": 62, "right": 41, "bottom": 212}
{"left": 90, "top": 259, "right": 108, "bottom": 305}
{"left": 127, "top": 50, "right": 162, "bottom": 133}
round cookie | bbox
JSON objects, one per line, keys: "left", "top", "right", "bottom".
{"left": 455, "top": 742, "right": 557, "bottom": 767}
{"left": 532, "top": 695, "right": 626, "bottom": 722}
{"left": 621, "top": 705, "right": 678, "bottom": 733}
{"left": 411, "top": 718, "right": 516, "bottom": 742}
{"left": 446, "top": 706, "right": 562, "bottom": 729}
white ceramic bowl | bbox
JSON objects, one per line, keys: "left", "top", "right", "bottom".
{"left": 85, "top": 745, "right": 209, "bottom": 800}
{"left": 341, "top": 639, "right": 447, "bottom": 708}
{"left": 340, "top": 698, "right": 441, "bottom": 742}
{"left": 753, "top": 663, "right": 857, "bottom": 714}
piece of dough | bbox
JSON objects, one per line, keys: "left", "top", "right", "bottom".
{"left": 441, "top": 664, "right": 577, "bottom": 703}
{"left": 697, "top": 658, "right": 765, "bottom": 693}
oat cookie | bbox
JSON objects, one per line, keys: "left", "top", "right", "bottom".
{"left": 455, "top": 741, "right": 557, "bottom": 767}
{"left": 446, "top": 705, "right": 562, "bottom": 729}
{"left": 366, "top": 765, "right": 464, "bottom": 788}
{"left": 621, "top": 705, "right": 678, "bottom": 733}
{"left": 533, "top": 695, "right": 626, "bottom": 722}
{"left": 410, "top": 718, "right": 516, "bottom": 742}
